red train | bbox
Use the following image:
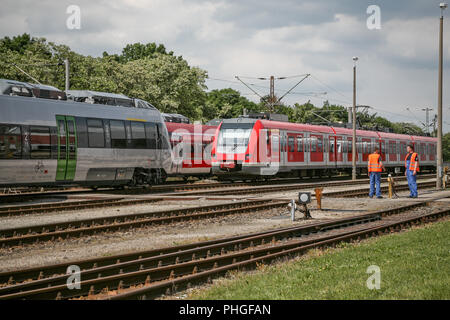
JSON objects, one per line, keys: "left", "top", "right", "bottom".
{"left": 165, "top": 122, "right": 217, "bottom": 179}
{"left": 211, "top": 117, "right": 437, "bottom": 178}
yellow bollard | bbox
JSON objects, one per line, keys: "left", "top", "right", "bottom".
{"left": 388, "top": 174, "right": 393, "bottom": 199}
{"left": 315, "top": 188, "right": 323, "bottom": 210}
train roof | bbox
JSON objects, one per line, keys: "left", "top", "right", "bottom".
{"left": 0, "top": 93, "right": 165, "bottom": 127}
{"left": 165, "top": 122, "right": 217, "bottom": 134}
{"left": 66, "top": 90, "right": 134, "bottom": 107}
{"left": 165, "top": 122, "right": 217, "bottom": 143}
{"left": 220, "top": 118, "right": 436, "bottom": 143}
{"left": 260, "top": 119, "right": 334, "bottom": 134}
{"left": 162, "top": 113, "right": 190, "bottom": 124}
{"left": 0, "top": 79, "right": 33, "bottom": 95}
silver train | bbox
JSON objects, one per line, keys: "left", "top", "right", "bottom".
{"left": 0, "top": 79, "right": 172, "bottom": 188}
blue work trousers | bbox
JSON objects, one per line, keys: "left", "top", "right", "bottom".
{"left": 406, "top": 160, "right": 418, "bottom": 197}
{"left": 369, "top": 172, "right": 381, "bottom": 197}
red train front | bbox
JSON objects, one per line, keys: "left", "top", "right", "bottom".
{"left": 211, "top": 116, "right": 437, "bottom": 178}
{"left": 165, "top": 122, "right": 217, "bottom": 178}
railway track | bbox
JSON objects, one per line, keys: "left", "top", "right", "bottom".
{"left": 0, "top": 181, "right": 442, "bottom": 246}
{"left": 0, "top": 175, "right": 435, "bottom": 217}
{"left": 0, "top": 174, "right": 435, "bottom": 203}
{"left": 169, "top": 179, "right": 438, "bottom": 197}
{"left": 130, "top": 174, "right": 434, "bottom": 195}
{"left": 0, "top": 198, "right": 447, "bottom": 300}
{"left": 0, "top": 199, "right": 288, "bottom": 248}
{"left": 325, "top": 181, "right": 438, "bottom": 198}
{"left": 0, "top": 197, "right": 164, "bottom": 218}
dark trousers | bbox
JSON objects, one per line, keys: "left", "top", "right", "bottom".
{"left": 369, "top": 172, "right": 381, "bottom": 197}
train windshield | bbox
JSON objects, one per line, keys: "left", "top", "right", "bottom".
{"left": 217, "top": 122, "right": 254, "bottom": 154}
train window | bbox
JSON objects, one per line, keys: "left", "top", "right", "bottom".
{"left": 304, "top": 138, "right": 310, "bottom": 153}
{"left": 30, "top": 126, "right": 51, "bottom": 159}
{"left": 336, "top": 140, "right": 342, "bottom": 153}
{"left": 67, "top": 122, "right": 77, "bottom": 160}
{"left": 0, "top": 125, "right": 21, "bottom": 159}
{"left": 348, "top": 140, "right": 352, "bottom": 153}
{"left": 311, "top": 137, "right": 317, "bottom": 152}
{"left": 288, "top": 136, "right": 295, "bottom": 152}
{"left": 272, "top": 135, "right": 279, "bottom": 152}
{"left": 317, "top": 137, "right": 323, "bottom": 152}
{"left": 58, "top": 120, "right": 67, "bottom": 160}
{"left": 156, "top": 123, "right": 169, "bottom": 149}
{"left": 110, "top": 120, "right": 126, "bottom": 148}
{"left": 87, "top": 119, "right": 105, "bottom": 148}
{"left": 330, "top": 139, "right": 335, "bottom": 153}
{"left": 297, "top": 136, "right": 303, "bottom": 152}
{"left": 130, "top": 122, "right": 146, "bottom": 149}
{"left": 342, "top": 140, "right": 348, "bottom": 153}
{"left": 145, "top": 122, "right": 157, "bottom": 149}
{"left": 75, "top": 117, "right": 88, "bottom": 148}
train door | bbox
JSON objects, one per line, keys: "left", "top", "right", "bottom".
{"left": 329, "top": 136, "right": 336, "bottom": 164}
{"left": 271, "top": 133, "right": 280, "bottom": 167}
{"left": 295, "top": 134, "right": 304, "bottom": 162}
{"left": 347, "top": 137, "right": 353, "bottom": 162}
{"left": 156, "top": 123, "right": 171, "bottom": 168}
{"left": 310, "top": 134, "right": 324, "bottom": 163}
{"left": 287, "top": 133, "right": 296, "bottom": 163}
{"left": 420, "top": 143, "right": 426, "bottom": 161}
{"left": 279, "top": 131, "right": 287, "bottom": 167}
{"left": 389, "top": 141, "right": 397, "bottom": 163}
{"left": 336, "top": 136, "right": 343, "bottom": 162}
{"left": 380, "top": 140, "right": 386, "bottom": 161}
{"left": 361, "top": 138, "right": 371, "bottom": 162}
{"left": 55, "top": 115, "right": 77, "bottom": 181}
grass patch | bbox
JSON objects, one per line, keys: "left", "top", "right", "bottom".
{"left": 189, "top": 219, "right": 450, "bottom": 300}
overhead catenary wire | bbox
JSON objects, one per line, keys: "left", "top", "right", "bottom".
{"left": 207, "top": 76, "right": 441, "bottom": 130}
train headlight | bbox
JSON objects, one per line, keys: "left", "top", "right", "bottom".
{"left": 245, "top": 154, "right": 251, "bottom": 160}
{"left": 298, "top": 192, "right": 311, "bottom": 204}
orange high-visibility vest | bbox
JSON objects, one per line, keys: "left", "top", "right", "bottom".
{"left": 405, "top": 152, "right": 420, "bottom": 172}
{"left": 368, "top": 153, "right": 382, "bottom": 172}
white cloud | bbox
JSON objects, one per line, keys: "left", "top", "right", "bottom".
{"left": 0, "top": 0, "right": 449, "bottom": 131}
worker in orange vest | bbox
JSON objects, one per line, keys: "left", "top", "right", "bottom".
{"left": 368, "top": 147, "right": 385, "bottom": 198}
{"left": 405, "top": 144, "right": 419, "bottom": 198}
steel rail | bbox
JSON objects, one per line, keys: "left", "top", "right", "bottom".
{"left": 108, "top": 207, "right": 449, "bottom": 300}
{"left": 0, "top": 199, "right": 434, "bottom": 285}
{"left": 0, "top": 200, "right": 288, "bottom": 248}
{"left": 0, "top": 199, "right": 440, "bottom": 300}
{"left": 168, "top": 180, "right": 438, "bottom": 197}
{"left": 0, "top": 174, "right": 434, "bottom": 203}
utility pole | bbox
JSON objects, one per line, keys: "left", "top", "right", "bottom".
{"left": 352, "top": 57, "right": 358, "bottom": 181}
{"left": 421, "top": 107, "right": 433, "bottom": 135}
{"left": 64, "top": 58, "right": 70, "bottom": 92}
{"left": 437, "top": 3, "right": 447, "bottom": 189}
{"left": 236, "top": 74, "right": 310, "bottom": 112}
{"left": 269, "top": 75, "right": 275, "bottom": 111}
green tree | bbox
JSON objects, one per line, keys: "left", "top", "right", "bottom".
{"left": 203, "top": 88, "right": 261, "bottom": 121}
{"left": 0, "top": 35, "right": 208, "bottom": 121}
{"left": 0, "top": 33, "right": 36, "bottom": 54}
{"left": 443, "top": 132, "right": 450, "bottom": 162}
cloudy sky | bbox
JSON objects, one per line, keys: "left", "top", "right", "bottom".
{"left": 1, "top": 0, "right": 449, "bottom": 132}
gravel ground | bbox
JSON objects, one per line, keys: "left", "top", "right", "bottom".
{"left": 0, "top": 199, "right": 241, "bottom": 230}
{"left": 0, "top": 184, "right": 447, "bottom": 273}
